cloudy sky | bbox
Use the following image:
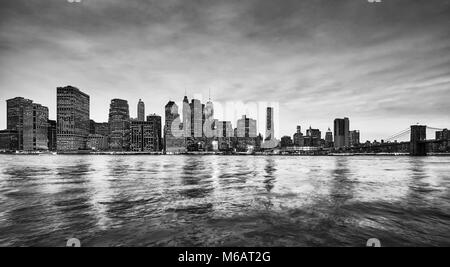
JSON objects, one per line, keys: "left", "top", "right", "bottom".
{"left": 1, "top": 0, "right": 449, "bottom": 141}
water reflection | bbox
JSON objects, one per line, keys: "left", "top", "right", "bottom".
{"left": 0, "top": 155, "right": 449, "bottom": 247}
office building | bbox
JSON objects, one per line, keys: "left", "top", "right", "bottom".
{"left": 190, "top": 99, "right": 203, "bottom": 138}
{"left": 350, "top": 130, "right": 360, "bottom": 147}
{"left": 57, "top": 86, "right": 90, "bottom": 151}
{"left": 0, "top": 130, "right": 18, "bottom": 151}
{"left": 265, "top": 107, "right": 274, "bottom": 141}
{"left": 108, "top": 99, "right": 130, "bottom": 151}
{"left": 182, "top": 96, "right": 191, "bottom": 138}
{"left": 334, "top": 118, "right": 350, "bottom": 149}
{"left": 6, "top": 97, "right": 33, "bottom": 150}
{"left": 137, "top": 99, "right": 145, "bottom": 121}
{"left": 87, "top": 134, "right": 109, "bottom": 151}
{"left": 216, "top": 121, "right": 233, "bottom": 138}
{"left": 325, "top": 128, "right": 333, "bottom": 148}
{"left": 293, "top": 126, "right": 304, "bottom": 147}
{"left": 147, "top": 114, "right": 162, "bottom": 151}
{"left": 164, "top": 101, "right": 185, "bottom": 153}
{"left": 204, "top": 100, "right": 215, "bottom": 138}
{"left": 47, "top": 120, "right": 57, "bottom": 151}
{"left": 237, "top": 115, "right": 257, "bottom": 138}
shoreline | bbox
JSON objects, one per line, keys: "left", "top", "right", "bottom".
{"left": 1, "top": 151, "right": 450, "bottom": 156}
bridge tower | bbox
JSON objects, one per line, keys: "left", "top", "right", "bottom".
{"left": 410, "top": 125, "right": 427, "bottom": 156}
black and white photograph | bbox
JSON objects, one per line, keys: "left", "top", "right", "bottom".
{"left": 0, "top": 0, "right": 449, "bottom": 252}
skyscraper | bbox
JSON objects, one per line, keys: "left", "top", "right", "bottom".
{"left": 164, "top": 101, "right": 185, "bottom": 153}
{"left": 6, "top": 97, "right": 33, "bottom": 150}
{"left": 325, "top": 128, "right": 333, "bottom": 148}
{"left": 204, "top": 99, "right": 215, "bottom": 138}
{"left": 109, "top": 99, "right": 130, "bottom": 151}
{"left": 47, "top": 120, "right": 57, "bottom": 151}
{"left": 293, "top": 126, "right": 304, "bottom": 147}
{"left": 57, "top": 86, "right": 90, "bottom": 151}
{"left": 334, "top": 118, "right": 350, "bottom": 149}
{"left": 237, "top": 115, "right": 257, "bottom": 138}
{"left": 190, "top": 99, "right": 203, "bottom": 138}
{"left": 147, "top": 114, "right": 162, "bottom": 151}
{"left": 22, "top": 103, "right": 49, "bottom": 151}
{"left": 350, "top": 130, "right": 360, "bottom": 147}
{"left": 265, "top": 107, "right": 274, "bottom": 141}
{"left": 182, "top": 96, "right": 191, "bottom": 138}
{"left": 137, "top": 99, "right": 145, "bottom": 121}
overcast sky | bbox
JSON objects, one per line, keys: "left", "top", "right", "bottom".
{"left": 1, "top": 0, "right": 449, "bottom": 141}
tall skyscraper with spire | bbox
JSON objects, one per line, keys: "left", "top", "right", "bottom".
{"left": 182, "top": 95, "right": 191, "bottom": 138}
{"left": 204, "top": 91, "right": 215, "bottom": 138}
{"left": 137, "top": 99, "right": 145, "bottom": 121}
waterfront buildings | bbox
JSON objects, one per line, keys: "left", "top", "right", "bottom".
{"left": 293, "top": 126, "right": 304, "bottom": 147}
{"left": 47, "top": 120, "right": 57, "bottom": 151}
{"left": 0, "top": 130, "right": 18, "bottom": 151}
{"left": 57, "top": 86, "right": 90, "bottom": 151}
{"left": 265, "top": 107, "right": 274, "bottom": 141}
{"left": 130, "top": 115, "right": 162, "bottom": 152}
{"left": 350, "top": 130, "right": 361, "bottom": 147}
{"left": 190, "top": 99, "right": 203, "bottom": 138}
{"left": 237, "top": 115, "right": 257, "bottom": 138}
{"left": 87, "top": 134, "right": 109, "bottom": 151}
{"left": 137, "top": 99, "right": 145, "bottom": 121}
{"left": 164, "top": 101, "right": 185, "bottom": 153}
{"left": 334, "top": 118, "right": 350, "bottom": 149}
{"left": 108, "top": 99, "right": 130, "bottom": 151}
{"left": 304, "top": 127, "right": 321, "bottom": 147}
{"left": 6, "top": 97, "right": 33, "bottom": 150}
{"left": 325, "top": 128, "right": 333, "bottom": 148}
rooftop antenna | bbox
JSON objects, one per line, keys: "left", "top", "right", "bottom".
{"left": 209, "top": 88, "right": 211, "bottom": 101}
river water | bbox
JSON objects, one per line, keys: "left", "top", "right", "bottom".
{"left": 0, "top": 155, "right": 449, "bottom": 247}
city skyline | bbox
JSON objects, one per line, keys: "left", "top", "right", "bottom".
{"left": 1, "top": 0, "right": 450, "bottom": 141}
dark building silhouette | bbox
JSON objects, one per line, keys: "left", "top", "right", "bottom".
{"left": 23, "top": 103, "right": 49, "bottom": 151}
{"left": 350, "top": 130, "right": 360, "bottom": 147}
{"left": 334, "top": 118, "right": 350, "bottom": 149}
{"left": 325, "top": 128, "right": 333, "bottom": 148}
{"left": 265, "top": 107, "right": 274, "bottom": 141}
{"left": 147, "top": 114, "right": 162, "bottom": 151}
{"left": 57, "top": 86, "right": 90, "bottom": 151}
{"left": 131, "top": 117, "right": 161, "bottom": 152}
{"left": 47, "top": 120, "right": 57, "bottom": 151}
{"left": 281, "top": 136, "right": 293, "bottom": 148}
{"left": 293, "top": 126, "right": 304, "bottom": 146}
{"left": 0, "top": 130, "right": 19, "bottom": 151}
{"left": 436, "top": 129, "right": 449, "bottom": 140}
{"left": 109, "top": 99, "right": 130, "bottom": 151}
{"left": 137, "top": 99, "right": 145, "bottom": 121}
{"left": 6, "top": 97, "right": 33, "bottom": 150}
{"left": 303, "top": 126, "right": 321, "bottom": 147}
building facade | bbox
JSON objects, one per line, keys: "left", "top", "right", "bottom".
{"left": 237, "top": 115, "right": 257, "bottom": 138}
{"left": 325, "top": 128, "right": 333, "bottom": 148}
{"left": 190, "top": 99, "right": 203, "bottom": 138}
{"left": 137, "top": 99, "right": 145, "bottom": 121}
{"left": 265, "top": 107, "right": 274, "bottom": 141}
{"left": 47, "top": 120, "right": 57, "bottom": 151}
{"left": 293, "top": 126, "right": 304, "bottom": 147}
{"left": 57, "top": 86, "right": 90, "bottom": 151}
{"left": 350, "top": 130, "right": 360, "bottom": 147}
{"left": 6, "top": 97, "right": 33, "bottom": 150}
{"left": 108, "top": 99, "right": 130, "bottom": 151}
{"left": 334, "top": 118, "right": 350, "bottom": 149}
{"left": 0, "top": 130, "right": 19, "bottom": 151}
{"left": 164, "top": 101, "right": 185, "bottom": 153}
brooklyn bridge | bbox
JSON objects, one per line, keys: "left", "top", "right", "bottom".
{"left": 348, "top": 125, "right": 449, "bottom": 156}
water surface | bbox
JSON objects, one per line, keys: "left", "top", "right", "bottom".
{"left": 0, "top": 155, "right": 449, "bottom": 247}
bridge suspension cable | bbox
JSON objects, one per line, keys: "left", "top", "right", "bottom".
{"left": 385, "top": 128, "right": 411, "bottom": 142}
